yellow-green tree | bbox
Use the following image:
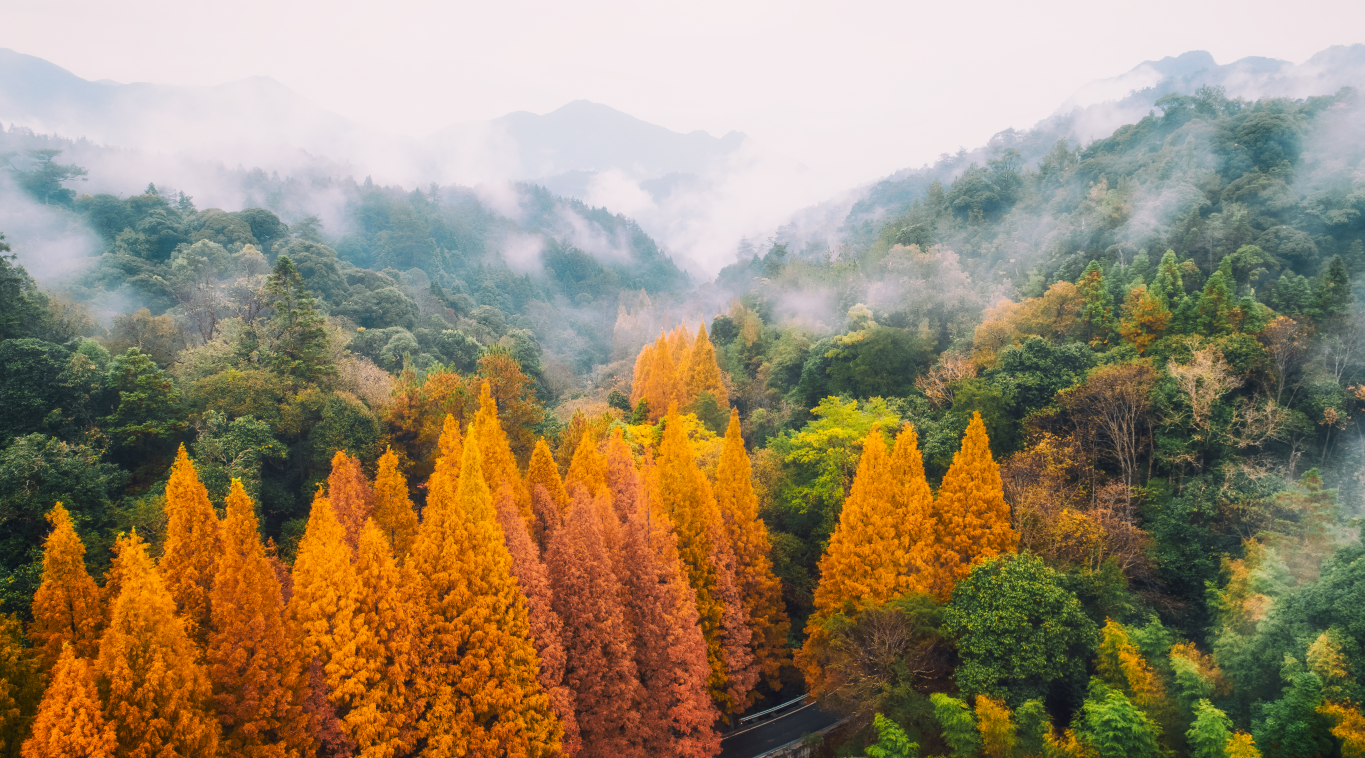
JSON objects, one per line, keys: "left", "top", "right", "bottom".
{"left": 159, "top": 444, "right": 222, "bottom": 651}
{"left": 409, "top": 431, "right": 561, "bottom": 757}
{"left": 96, "top": 532, "right": 219, "bottom": 758}
{"left": 371, "top": 447, "right": 419, "bottom": 560}
{"left": 526, "top": 438, "right": 570, "bottom": 514}
{"left": 713, "top": 408, "right": 789, "bottom": 689}
{"left": 933, "top": 412, "right": 1018, "bottom": 582}
{"left": 21, "top": 644, "right": 116, "bottom": 758}
{"left": 29, "top": 503, "right": 103, "bottom": 668}
{"left": 207, "top": 480, "right": 310, "bottom": 757}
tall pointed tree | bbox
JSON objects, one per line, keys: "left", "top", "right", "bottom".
{"left": 546, "top": 492, "right": 644, "bottom": 758}
{"left": 371, "top": 446, "right": 419, "bottom": 560}
{"left": 96, "top": 532, "right": 219, "bottom": 758}
{"left": 604, "top": 427, "right": 640, "bottom": 523}
{"left": 29, "top": 503, "right": 103, "bottom": 668}
{"left": 892, "top": 424, "right": 951, "bottom": 600}
{"left": 642, "top": 335, "right": 682, "bottom": 422}
{"left": 429, "top": 414, "right": 463, "bottom": 499}
{"left": 160, "top": 444, "right": 222, "bottom": 651}
{"left": 617, "top": 506, "right": 719, "bottom": 758}
{"left": 207, "top": 479, "right": 310, "bottom": 757}
{"left": 409, "top": 430, "right": 561, "bottom": 757}
{"left": 0, "top": 611, "right": 42, "bottom": 758}
{"left": 350, "top": 519, "right": 422, "bottom": 757}
{"left": 328, "top": 450, "right": 376, "bottom": 553}
{"left": 530, "top": 484, "right": 564, "bottom": 551}
{"left": 495, "top": 484, "right": 580, "bottom": 757}
{"left": 713, "top": 409, "right": 789, "bottom": 689}
{"left": 565, "top": 433, "right": 609, "bottom": 500}
{"left": 22, "top": 644, "right": 116, "bottom": 758}
{"left": 474, "top": 381, "right": 534, "bottom": 527}
{"left": 685, "top": 323, "right": 727, "bottom": 407}
{"left": 628, "top": 342, "right": 655, "bottom": 410}
{"left": 667, "top": 325, "right": 695, "bottom": 385}
{"left": 526, "top": 439, "right": 570, "bottom": 514}
{"left": 933, "top": 412, "right": 1018, "bottom": 582}
{"left": 709, "top": 524, "right": 758, "bottom": 712}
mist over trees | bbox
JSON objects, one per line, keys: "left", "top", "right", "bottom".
{"left": 3, "top": 76, "right": 1365, "bottom": 757}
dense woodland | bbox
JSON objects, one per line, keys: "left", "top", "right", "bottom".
{"left": 3, "top": 84, "right": 1365, "bottom": 757}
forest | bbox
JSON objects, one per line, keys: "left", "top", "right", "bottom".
{"left": 2, "top": 82, "right": 1365, "bottom": 758}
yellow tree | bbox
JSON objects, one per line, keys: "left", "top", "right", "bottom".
{"left": 474, "top": 381, "right": 534, "bottom": 527}
{"left": 21, "top": 644, "right": 116, "bottom": 758}
{"left": 893, "top": 424, "right": 951, "bottom": 601}
{"left": 160, "top": 444, "right": 222, "bottom": 651}
{"left": 667, "top": 324, "right": 694, "bottom": 381}
{"left": 627, "top": 342, "right": 654, "bottom": 410}
{"left": 526, "top": 439, "right": 570, "bottom": 514}
{"left": 328, "top": 450, "right": 376, "bottom": 553}
{"left": 642, "top": 335, "right": 682, "bottom": 422}
{"left": 933, "top": 412, "right": 1018, "bottom": 582}
{"left": 685, "top": 323, "right": 727, "bottom": 407}
{"left": 96, "top": 532, "right": 219, "bottom": 758}
{"left": 208, "top": 480, "right": 310, "bottom": 757}
{"left": 372, "top": 447, "right": 419, "bottom": 560}
{"left": 409, "top": 431, "right": 561, "bottom": 757}
{"left": 713, "top": 409, "right": 789, "bottom": 689}
{"left": 350, "top": 519, "right": 422, "bottom": 757}
{"left": 0, "top": 611, "right": 42, "bottom": 757}
{"left": 29, "top": 503, "right": 103, "bottom": 667}
{"left": 565, "top": 433, "right": 609, "bottom": 501}
{"left": 429, "top": 414, "right": 464, "bottom": 499}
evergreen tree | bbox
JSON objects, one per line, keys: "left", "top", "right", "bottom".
{"left": 1196, "top": 259, "right": 1240, "bottom": 335}
{"left": 546, "top": 492, "right": 644, "bottom": 758}
{"left": 1186, "top": 700, "right": 1232, "bottom": 758}
{"left": 371, "top": 447, "right": 419, "bottom": 560}
{"left": 1314, "top": 255, "right": 1354, "bottom": 326}
{"left": 526, "top": 439, "right": 570, "bottom": 514}
{"left": 160, "top": 445, "right": 222, "bottom": 652}
{"left": 260, "top": 255, "right": 333, "bottom": 382}
{"left": 713, "top": 409, "right": 789, "bottom": 689}
{"left": 409, "top": 430, "right": 561, "bottom": 757}
{"left": 327, "top": 450, "right": 376, "bottom": 553}
{"left": 21, "top": 644, "right": 116, "bottom": 758}
{"left": 1078, "top": 261, "right": 1116, "bottom": 347}
{"left": 350, "top": 519, "right": 422, "bottom": 757}
{"left": 1149, "top": 250, "right": 1184, "bottom": 307}
{"left": 685, "top": 324, "right": 728, "bottom": 408}
{"left": 29, "top": 503, "right": 102, "bottom": 668}
{"left": 616, "top": 500, "right": 718, "bottom": 758}
{"left": 207, "top": 479, "right": 310, "bottom": 757}
{"left": 494, "top": 484, "right": 579, "bottom": 757}
{"left": 96, "top": 532, "right": 219, "bottom": 758}
{"left": 932, "top": 412, "right": 1017, "bottom": 583}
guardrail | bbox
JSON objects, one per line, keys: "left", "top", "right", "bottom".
{"left": 738, "top": 695, "right": 810, "bottom": 725}
{"left": 752, "top": 716, "right": 850, "bottom": 758}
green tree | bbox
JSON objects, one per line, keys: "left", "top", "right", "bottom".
{"left": 255, "top": 255, "right": 334, "bottom": 383}
{"left": 0, "top": 340, "right": 71, "bottom": 441}
{"left": 102, "top": 348, "right": 187, "bottom": 461}
{"left": 1078, "top": 261, "right": 1116, "bottom": 347}
{"left": 1076, "top": 681, "right": 1162, "bottom": 758}
{"left": 3, "top": 149, "right": 87, "bottom": 206}
{"left": 191, "top": 411, "right": 287, "bottom": 501}
{"left": 943, "top": 554, "right": 1097, "bottom": 705}
{"left": 0, "top": 234, "right": 55, "bottom": 342}
{"left": 1187, "top": 699, "right": 1232, "bottom": 758}
{"left": 861, "top": 713, "right": 920, "bottom": 758}
{"left": 930, "top": 693, "right": 981, "bottom": 758}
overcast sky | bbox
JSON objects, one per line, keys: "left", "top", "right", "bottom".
{"left": 5, "top": 0, "right": 1364, "bottom": 187}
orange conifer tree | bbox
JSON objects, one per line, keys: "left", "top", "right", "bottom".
{"left": 628, "top": 342, "right": 654, "bottom": 410}
{"left": 207, "top": 479, "right": 310, "bottom": 757}
{"left": 527, "top": 439, "right": 571, "bottom": 514}
{"left": 372, "top": 446, "right": 419, "bottom": 559}
{"left": 495, "top": 484, "right": 580, "bottom": 757}
{"left": 29, "top": 503, "right": 103, "bottom": 667}
{"left": 21, "top": 644, "right": 116, "bottom": 758}
{"left": 642, "top": 335, "right": 682, "bottom": 422}
{"left": 328, "top": 450, "right": 376, "bottom": 553}
{"left": 713, "top": 409, "right": 790, "bottom": 689}
{"left": 409, "top": 431, "right": 561, "bottom": 757}
{"left": 160, "top": 444, "right": 222, "bottom": 651}
{"left": 530, "top": 484, "right": 564, "bottom": 551}
{"left": 565, "top": 432, "right": 609, "bottom": 500}
{"left": 933, "top": 412, "right": 1018, "bottom": 582}
{"left": 891, "top": 424, "right": 949, "bottom": 599}
{"left": 474, "top": 381, "right": 534, "bottom": 527}
{"left": 603, "top": 428, "right": 640, "bottom": 523}
{"left": 349, "top": 519, "right": 422, "bottom": 756}
{"left": 429, "top": 414, "right": 464, "bottom": 499}
{"left": 96, "top": 532, "right": 219, "bottom": 758}
{"left": 654, "top": 406, "right": 739, "bottom": 709}
{"left": 667, "top": 325, "right": 695, "bottom": 384}
{"left": 546, "top": 492, "right": 644, "bottom": 758}
{"left": 617, "top": 504, "right": 719, "bottom": 757}
{"left": 710, "top": 525, "right": 758, "bottom": 711}
{"left": 685, "top": 323, "right": 728, "bottom": 407}
{"left": 0, "top": 611, "right": 42, "bottom": 756}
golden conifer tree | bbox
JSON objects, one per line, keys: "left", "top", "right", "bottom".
{"left": 474, "top": 381, "right": 534, "bottom": 526}
{"left": 372, "top": 446, "right": 419, "bottom": 560}
{"left": 685, "top": 323, "right": 728, "bottom": 407}
{"left": 891, "top": 424, "right": 949, "bottom": 600}
{"left": 349, "top": 519, "right": 422, "bottom": 756}
{"left": 526, "top": 438, "right": 571, "bottom": 514}
{"left": 328, "top": 450, "right": 376, "bottom": 553}
{"left": 654, "top": 405, "right": 736, "bottom": 708}
{"left": 160, "top": 444, "right": 222, "bottom": 651}
{"left": 667, "top": 324, "right": 694, "bottom": 384}
{"left": 96, "top": 532, "right": 219, "bottom": 758}
{"left": 627, "top": 342, "right": 654, "bottom": 410}
{"left": 565, "top": 432, "right": 609, "bottom": 501}
{"left": 933, "top": 412, "right": 1018, "bottom": 582}
{"left": 713, "top": 409, "right": 789, "bottom": 689}
{"left": 604, "top": 427, "right": 641, "bottom": 523}
{"left": 430, "top": 414, "right": 464, "bottom": 498}
{"left": 0, "top": 610, "right": 42, "bottom": 756}
{"left": 642, "top": 335, "right": 682, "bottom": 422}
{"left": 21, "top": 644, "right": 116, "bottom": 758}
{"left": 409, "top": 431, "right": 561, "bottom": 757}
{"left": 208, "top": 479, "right": 310, "bottom": 757}
{"left": 29, "top": 503, "right": 103, "bottom": 667}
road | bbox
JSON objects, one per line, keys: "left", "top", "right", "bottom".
{"left": 718, "top": 701, "right": 845, "bottom": 758}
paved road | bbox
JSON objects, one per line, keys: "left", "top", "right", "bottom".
{"left": 718, "top": 702, "right": 844, "bottom": 758}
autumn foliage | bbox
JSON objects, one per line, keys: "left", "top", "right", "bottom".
{"left": 630, "top": 324, "right": 728, "bottom": 422}
{"left": 29, "top": 503, "right": 103, "bottom": 668}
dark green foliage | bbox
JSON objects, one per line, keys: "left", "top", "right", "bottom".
{"left": 0, "top": 234, "right": 55, "bottom": 342}
{"left": 0, "top": 339, "right": 71, "bottom": 441}
{"left": 607, "top": 390, "right": 631, "bottom": 414}
{"left": 192, "top": 410, "right": 287, "bottom": 502}
{"left": 259, "top": 255, "right": 334, "bottom": 382}
{"left": 3, "top": 149, "right": 87, "bottom": 206}
{"left": 944, "top": 554, "right": 1098, "bottom": 706}
{"left": 991, "top": 337, "right": 1096, "bottom": 413}
{"left": 102, "top": 347, "right": 187, "bottom": 461}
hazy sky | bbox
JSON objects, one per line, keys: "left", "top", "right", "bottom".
{"left": 5, "top": 0, "right": 1364, "bottom": 187}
